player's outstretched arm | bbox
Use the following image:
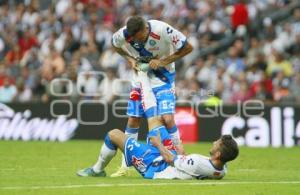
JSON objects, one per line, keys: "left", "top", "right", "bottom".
{"left": 149, "top": 132, "right": 175, "bottom": 165}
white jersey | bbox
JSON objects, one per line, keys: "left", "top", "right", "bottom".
{"left": 112, "top": 20, "right": 187, "bottom": 89}
{"left": 153, "top": 154, "right": 227, "bottom": 180}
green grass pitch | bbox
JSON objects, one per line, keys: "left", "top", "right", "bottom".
{"left": 0, "top": 140, "right": 300, "bottom": 195}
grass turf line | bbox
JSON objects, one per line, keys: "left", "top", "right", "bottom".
{"left": 0, "top": 140, "right": 299, "bottom": 195}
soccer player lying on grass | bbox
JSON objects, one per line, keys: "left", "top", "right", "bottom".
{"left": 77, "top": 125, "right": 239, "bottom": 179}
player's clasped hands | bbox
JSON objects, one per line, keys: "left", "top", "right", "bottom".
{"left": 149, "top": 59, "right": 162, "bottom": 70}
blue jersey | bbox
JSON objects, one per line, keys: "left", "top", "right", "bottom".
{"left": 124, "top": 126, "right": 177, "bottom": 179}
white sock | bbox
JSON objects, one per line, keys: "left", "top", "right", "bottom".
{"left": 92, "top": 143, "right": 117, "bottom": 173}
{"left": 120, "top": 131, "right": 138, "bottom": 168}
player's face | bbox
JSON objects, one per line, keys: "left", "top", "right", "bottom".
{"left": 133, "top": 25, "right": 148, "bottom": 43}
{"left": 209, "top": 139, "right": 222, "bottom": 158}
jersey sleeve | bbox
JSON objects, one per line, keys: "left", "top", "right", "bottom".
{"left": 161, "top": 22, "right": 187, "bottom": 50}
{"left": 111, "top": 27, "right": 126, "bottom": 48}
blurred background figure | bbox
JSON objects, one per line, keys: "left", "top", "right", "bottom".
{"left": 0, "top": 77, "right": 17, "bottom": 103}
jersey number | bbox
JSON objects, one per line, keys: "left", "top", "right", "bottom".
{"left": 166, "top": 27, "right": 173, "bottom": 34}
{"left": 127, "top": 140, "right": 140, "bottom": 151}
{"left": 187, "top": 159, "right": 194, "bottom": 165}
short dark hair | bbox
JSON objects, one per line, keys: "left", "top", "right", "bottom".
{"left": 219, "top": 135, "right": 239, "bottom": 163}
{"left": 126, "top": 16, "right": 146, "bottom": 36}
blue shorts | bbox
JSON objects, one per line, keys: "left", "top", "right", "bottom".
{"left": 124, "top": 138, "right": 169, "bottom": 179}
{"left": 126, "top": 86, "right": 175, "bottom": 117}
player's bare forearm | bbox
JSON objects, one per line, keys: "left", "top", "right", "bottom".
{"left": 156, "top": 144, "right": 175, "bottom": 165}
{"left": 112, "top": 45, "right": 139, "bottom": 71}
{"left": 161, "top": 42, "right": 193, "bottom": 66}
{"left": 149, "top": 134, "right": 175, "bottom": 165}
{"left": 112, "top": 45, "right": 135, "bottom": 61}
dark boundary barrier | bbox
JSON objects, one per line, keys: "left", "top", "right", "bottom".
{"left": 1, "top": 102, "right": 299, "bottom": 147}
{"left": 197, "top": 105, "right": 300, "bottom": 147}
{"left": 0, "top": 102, "right": 148, "bottom": 141}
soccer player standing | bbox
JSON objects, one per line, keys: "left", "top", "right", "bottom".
{"left": 110, "top": 16, "right": 193, "bottom": 177}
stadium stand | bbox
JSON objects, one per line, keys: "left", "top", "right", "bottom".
{"left": 0, "top": 0, "right": 299, "bottom": 104}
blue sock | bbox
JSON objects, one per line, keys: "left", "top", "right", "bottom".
{"left": 104, "top": 133, "right": 117, "bottom": 150}
{"left": 147, "top": 125, "right": 169, "bottom": 144}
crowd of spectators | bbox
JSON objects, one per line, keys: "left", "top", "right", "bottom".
{"left": 0, "top": 0, "right": 299, "bottom": 105}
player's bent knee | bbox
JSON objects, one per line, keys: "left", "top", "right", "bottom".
{"left": 108, "top": 129, "right": 127, "bottom": 151}
{"left": 108, "top": 129, "right": 123, "bottom": 141}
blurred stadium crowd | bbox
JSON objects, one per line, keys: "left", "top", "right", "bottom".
{"left": 0, "top": 0, "right": 299, "bottom": 104}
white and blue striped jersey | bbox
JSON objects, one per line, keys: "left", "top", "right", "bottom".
{"left": 153, "top": 154, "right": 227, "bottom": 180}
{"left": 112, "top": 19, "right": 187, "bottom": 90}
